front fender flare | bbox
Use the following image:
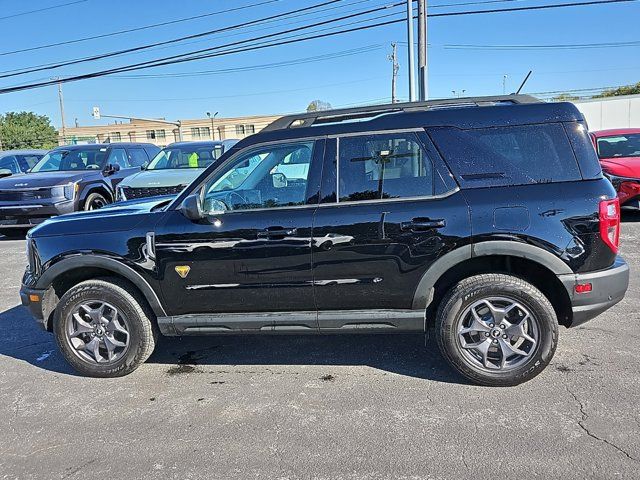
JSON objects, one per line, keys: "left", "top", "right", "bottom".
{"left": 36, "top": 255, "right": 167, "bottom": 317}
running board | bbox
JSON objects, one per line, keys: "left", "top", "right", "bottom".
{"left": 157, "top": 310, "right": 425, "bottom": 336}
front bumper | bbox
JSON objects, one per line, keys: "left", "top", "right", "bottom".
{"left": 558, "top": 257, "right": 629, "bottom": 327}
{"left": 0, "top": 200, "right": 75, "bottom": 229}
{"left": 20, "top": 284, "right": 49, "bottom": 330}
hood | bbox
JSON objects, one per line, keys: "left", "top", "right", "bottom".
{"left": 600, "top": 156, "right": 640, "bottom": 178}
{"left": 120, "top": 168, "right": 202, "bottom": 189}
{"left": 29, "top": 196, "right": 171, "bottom": 238}
{"left": 0, "top": 171, "right": 92, "bottom": 189}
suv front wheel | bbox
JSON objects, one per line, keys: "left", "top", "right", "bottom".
{"left": 436, "top": 274, "right": 558, "bottom": 386}
{"left": 53, "top": 278, "right": 157, "bottom": 377}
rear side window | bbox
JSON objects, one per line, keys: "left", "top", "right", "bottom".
{"left": 338, "top": 132, "right": 434, "bottom": 202}
{"left": 428, "top": 124, "right": 582, "bottom": 188}
{"left": 128, "top": 148, "right": 149, "bottom": 167}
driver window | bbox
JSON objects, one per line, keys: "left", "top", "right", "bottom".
{"left": 108, "top": 148, "right": 129, "bottom": 168}
{"left": 203, "top": 141, "right": 314, "bottom": 212}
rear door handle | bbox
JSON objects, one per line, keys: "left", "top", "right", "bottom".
{"left": 400, "top": 218, "right": 446, "bottom": 231}
{"left": 257, "top": 227, "right": 297, "bottom": 239}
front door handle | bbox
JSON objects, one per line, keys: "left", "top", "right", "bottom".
{"left": 257, "top": 227, "right": 297, "bottom": 239}
{"left": 400, "top": 218, "right": 446, "bottom": 232}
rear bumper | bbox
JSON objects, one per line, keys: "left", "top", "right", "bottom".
{"left": 0, "top": 201, "right": 75, "bottom": 229}
{"left": 558, "top": 257, "right": 629, "bottom": 327}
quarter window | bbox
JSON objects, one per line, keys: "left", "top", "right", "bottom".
{"left": 337, "top": 133, "right": 434, "bottom": 202}
{"left": 203, "top": 142, "right": 314, "bottom": 212}
{"left": 429, "top": 124, "right": 581, "bottom": 188}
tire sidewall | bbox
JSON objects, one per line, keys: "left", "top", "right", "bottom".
{"left": 54, "top": 283, "right": 146, "bottom": 377}
{"left": 84, "top": 192, "right": 108, "bottom": 211}
{"left": 437, "top": 277, "right": 558, "bottom": 386}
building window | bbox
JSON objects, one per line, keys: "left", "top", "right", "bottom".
{"left": 246, "top": 124, "right": 255, "bottom": 134}
{"left": 110, "top": 132, "right": 122, "bottom": 142}
{"left": 146, "top": 129, "right": 166, "bottom": 140}
{"left": 235, "top": 125, "right": 245, "bottom": 136}
{"left": 191, "top": 127, "right": 211, "bottom": 140}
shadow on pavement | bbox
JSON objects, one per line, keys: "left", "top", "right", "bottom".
{"left": 0, "top": 304, "right": 466, "bottom": 384}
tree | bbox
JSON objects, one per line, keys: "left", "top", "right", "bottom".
{"left": 551, "top": 93, "right": 579, "bottom": 102}
{"left": 306, "top": 100, "right": 332, "bottom": 112}
{"left": 0, "top": 111, "right": 58, "bottom": 150}
{"left": 594, "top": 81, "right": 640, "bottom": 98}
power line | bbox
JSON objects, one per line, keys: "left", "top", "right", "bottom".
{"left": 0, "top": 0, "right": 349, "bottom": 77}
{"left": 1, "top": 0, "right": 637, "bottom": 93}
{"left": 0, "top": 16, "right": 407, "bottom": 94}
{"left": 0, "top": 0, "right": 88, "bottom": 21}
{"left": 0, "top": 0, "right": 283, "bottom": 57}
{"left": 2, "top": 0, "right": 635, "bottom": 81}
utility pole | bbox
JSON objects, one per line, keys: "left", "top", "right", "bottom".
{"left": 56, "top": 78, "right": 67, "bottom": 145}
{"left": 406, "top": 0, "right": 416, "bottom": 101}
{"left": 417, "top": 0, "right": 428, "bottom": 100}
{"left": 388, "top": 43, "right": 399, "bottom": 103}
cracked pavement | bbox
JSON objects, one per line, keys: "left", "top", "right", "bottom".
{"left": 1, "top": 215, "right": 640, "bottom": 479}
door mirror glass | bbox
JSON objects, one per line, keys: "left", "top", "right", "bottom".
{"left": 179, "top": 193, "right": 204, "bottom": 220}
{"left": 202, "top": 197, "right": 229, "bottom": 215}
{"left": 0, "top": 169, "right": 12, "bottom": 178}
{"left": 271, "top": 172, "right": 287, "bottom": 188}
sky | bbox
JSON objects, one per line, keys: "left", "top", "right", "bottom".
{"left": 0, "top": 0, "right": 638, "bottom": 129}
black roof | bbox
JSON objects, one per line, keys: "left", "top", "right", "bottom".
{"left": 233, "top": 95, "right": 584, "bottom": 150}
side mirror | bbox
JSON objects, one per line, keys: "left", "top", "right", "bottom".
{"left": 179, "top": 193, "right": 204, "bottom": 221}
{"left": 0, "top": 169, "right": 13, "bottom": 178}
{"left": 272, "top": 172, "right": 287, "bottom": 188}
{"left": 103, "top": 163, "right": 121, "bottom": 175}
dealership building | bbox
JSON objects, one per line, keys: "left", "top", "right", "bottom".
{"left": 58, "top": 113, "right": 282, "bottom": 146}
{"left": 56, "top": 94, "right": 640, "bottom": 146}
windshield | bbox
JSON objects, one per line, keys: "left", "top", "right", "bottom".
{"left": 597, "top": 134, "right": 640, "bottom": 159}
{"left": 146, "top": 145, "right": 224, "bottom": 170}
{"left": 31, "top": 148, "right": 108, "bottom": 172}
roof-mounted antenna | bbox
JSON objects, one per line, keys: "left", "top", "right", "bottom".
{"left": 515, "top": 70, "right": 532, "bottom": 95}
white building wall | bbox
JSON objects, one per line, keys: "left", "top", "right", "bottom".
{"left": 573, "top": 94, "right": 640, "bottom": 131}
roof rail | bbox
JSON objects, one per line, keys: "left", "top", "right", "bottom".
{"left": 263, "top": 94, "right": 541, "bottom": 132}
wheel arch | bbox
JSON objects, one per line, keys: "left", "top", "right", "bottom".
{"left": 414, "top": 242, "right": 573, "bottom": 328}
{"left": 36, "top": 255, "right": 166, "bottom": 330}
{"left": 79, "top": 182, "right": 113, "bottom": 209}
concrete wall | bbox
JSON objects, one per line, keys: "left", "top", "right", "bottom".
{"left": 573, "top": 94, "right": 640, "bottom": 131}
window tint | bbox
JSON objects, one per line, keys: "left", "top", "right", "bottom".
{"left": 108, "top": 148, "right": 129, "bottom": 168}
{"left": 0, "top": 156, "right": 19, "bottom": 173}
{"left": 31, "top": 149, "right": 107, "bottom": 172}
{"left": 428, "top": 124, "right": 581, "bottom": 188}
{"left": 203, "top": 142, "right": 314, "bottom": 211}
{"left": 17, "top": 155, "right": 42, "bottom": 170}
{"left": 128, "top": 148, "right": 148, "bottom": 167}
{"left": 338, "top": 132, "right": 434, "bottom": 202}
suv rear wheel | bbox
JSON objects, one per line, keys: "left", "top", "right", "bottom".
{"left": 53, "top": 278, "right": 157, "bottom": 377}
{"left": 436, "top": 274, "right": 558, "bottom": 386}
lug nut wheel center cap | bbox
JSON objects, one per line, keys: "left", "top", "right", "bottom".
{"left": 490, "top": 328, "right": 502, "bottom": 338}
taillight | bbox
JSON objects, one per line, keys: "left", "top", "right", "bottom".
{"left": 599, "top": 198, "right": 621, "bottom": 253}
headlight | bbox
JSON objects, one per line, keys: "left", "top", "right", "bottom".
{"left": 51, "top": 182, "right": 78, "bottom": 200}
{"left": 116, "top": 185, "right": 127, "bottom": 201}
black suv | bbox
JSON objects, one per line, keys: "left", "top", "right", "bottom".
{"left": 20, "top": 96, "right": 629, "bottom": 386}
{"left": 0, "top": 143, "right": 159, "bottom": 236}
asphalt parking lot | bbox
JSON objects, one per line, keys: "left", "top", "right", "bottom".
{"left": 0, "top": 218, "right": 639, "bottom": 480}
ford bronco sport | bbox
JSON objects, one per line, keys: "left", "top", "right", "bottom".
{"left": 20, "top": 96, "right": 629, "bottom": 386}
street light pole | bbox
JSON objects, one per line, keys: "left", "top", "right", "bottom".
{"left": 406, "top": 0, "right": 416, "bottom": 101}
{"left": 388, "top": 43, "right": 399, "bottom": 103}
{"left": 417, "top": 0, "right": 428, "bottom": 100}
{"left": 206, "top": 111, "right": 218, "bottom": 140}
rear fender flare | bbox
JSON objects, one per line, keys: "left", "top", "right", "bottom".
{"left": 412, "top": 241, "right": 572, "bottom": 310}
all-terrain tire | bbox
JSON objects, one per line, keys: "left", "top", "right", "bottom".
{"left": 436, "top": 273, "right": 559, "bottom": 387}
{"left": 53, "top": 277, "right": 157, "bottom": 377}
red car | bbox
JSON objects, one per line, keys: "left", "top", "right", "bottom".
{"left": 591, "top": 128, "right": 640, "bottom": 208}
